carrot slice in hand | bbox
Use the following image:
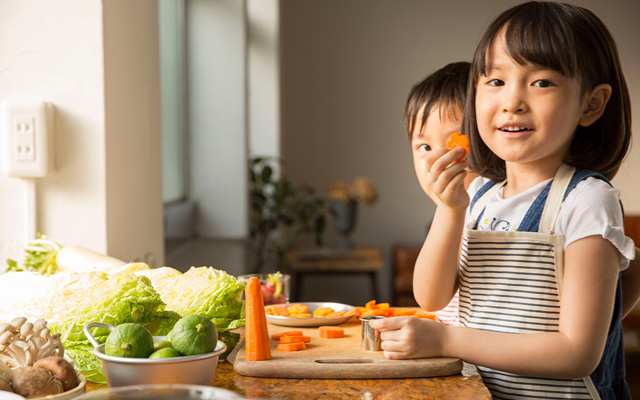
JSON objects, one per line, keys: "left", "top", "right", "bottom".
{"left": 245, "top": 277, "right": 272, "bottom": 361}
{"left": 319, "top": 326, "right": 344, "bottom": 338}
{"left": 277, "top": 342, "right": 307, "bottom": 351}
{"left": 446, "top": 132, "right": 469, "bottom": 160}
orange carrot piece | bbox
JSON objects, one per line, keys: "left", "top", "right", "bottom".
{"left": 446, "top": 132, "right": 469, "bottom": 160}
{"left": 286, "top": 304, "right": 308, "bottom": 315}
{"left": 270, "top": 330, "right": 304, "bottom": 340}
{"left": 319, "top": 326, "right": 344, "bottom": 338}
{"left": 244, "top": 277, "right": 272, "bottom": 361}
{"left": 325, "top": 311, "right": 346, "bottom": 318}
{"left": 415, "top": 312, "right": 438, "bottom": 320}
{"left": 313, "top": 307, "right": 334, "bottom": 317}
{"left": 365, "top": 300, "right": 376, "bottom": 309}
{"left": 277, "top": 342, "right": 307, "bottom": 351}
{"left": 290, "top": 313, "right": 312, "bottom": 318}
{"left": 279, "top": 335, "right": 311, "bottom": 344}
{"left": 393, "top": 309, "right": 417, "bottom": 316}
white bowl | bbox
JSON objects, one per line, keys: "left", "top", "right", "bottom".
{"left": 74, "top": 384, "right": 243, "bottom": 400}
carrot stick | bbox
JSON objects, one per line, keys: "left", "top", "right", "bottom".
{"left": 279, "top": 335, "right": 311, "bottom": 344}
{"left": 277, "top": 342, "right": 307, "bottom": 351}
{"left": 270, "top": 330, "right": 304, "bottom": 340}
{"left": 245, "top": 277, "right": 272, "bottom": 361}
{"left": 319, "top": 326, "right": 344, "bottom": 338}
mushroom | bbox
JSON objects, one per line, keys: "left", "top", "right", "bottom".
{"left": 34, "top": 356, "right": 78, "bottom": 391}
{"left": 0, "top": 317, "right": 64, "bottom": 368}
{"left": 11, "top": 367, "right": 64, "bottom": 398}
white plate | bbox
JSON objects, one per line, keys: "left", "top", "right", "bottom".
{"left": 265, "top": 302, "right": 355, "bottom": 327}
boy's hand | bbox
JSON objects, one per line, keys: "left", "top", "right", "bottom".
{"left": 422, "top": 146, "right": 469, "bottom": 210}
{"left": 368, "top": 316, "right": 446, "bottom": 360}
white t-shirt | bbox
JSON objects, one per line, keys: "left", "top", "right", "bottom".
{"left": 466, "top": 176, "right": 636, "bottom": 270}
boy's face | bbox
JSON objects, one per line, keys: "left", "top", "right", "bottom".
{"left": 411, "top": 103, "right": 464, "bottom": 197}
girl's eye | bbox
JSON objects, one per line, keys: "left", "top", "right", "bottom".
{"left": 533, "top": 80, "right": 552, "bottom": 88}
{"left": 417, "top": 144, "right": 432, "bottom": 152}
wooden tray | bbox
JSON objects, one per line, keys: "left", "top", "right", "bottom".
{"left": 233, "top": 319, "right": 462, "bottom": 379}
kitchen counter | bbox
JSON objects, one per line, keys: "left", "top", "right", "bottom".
{"left": 86, "top": 360, "right": 491, "bottom": 399}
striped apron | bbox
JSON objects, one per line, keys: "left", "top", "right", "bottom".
{"left": 459, "top": 164, "right": 630, "bottom": 399}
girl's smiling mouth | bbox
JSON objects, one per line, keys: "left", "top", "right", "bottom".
{"left": 499, "top": 124, "right": 533, "bottom": 138}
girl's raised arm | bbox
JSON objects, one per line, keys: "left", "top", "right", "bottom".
{"left": 412, "top": 146, "right": 469, "bottom": 311}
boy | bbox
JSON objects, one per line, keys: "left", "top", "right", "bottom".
{"left": 403, "top": 62, "right": 475, "bottom": 326}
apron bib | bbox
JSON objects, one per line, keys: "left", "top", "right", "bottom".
{"left": 460, "top": 165, "right": 604, "bottom": 399}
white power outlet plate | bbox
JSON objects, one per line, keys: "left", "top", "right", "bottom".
{"left": 2, "top": 101, "right": 54, "bottom": 178}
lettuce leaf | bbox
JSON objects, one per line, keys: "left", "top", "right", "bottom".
{"left": 136, "top": 267, "right": 245, "bottom": 333}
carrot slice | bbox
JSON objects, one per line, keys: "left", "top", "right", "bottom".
{"left": 365, "top": 300, "right": 376, "bottom": 309}
{"left": 277, "top": 342, "right": 307, "bottom": 351}
{"left": 446, "top": 132, "right": 469, "bottom": 160}
{"left": 313, "top": 307, "right": 334, "bottom": 317}
{"left": 325, "top": 311, "right": 346, "bottom": 318}
{"left": 279, "top": 335, "right": 311, "bottom": 344}
{"left": 319, "top": 326, "right": 344, "bottom": 338}
{"left": 415, "top": 312, "right": 438, "bottom": 320}
{"left": 270, "top": 330, "right": 304, "bottom": 340}
{"left": 287, "top": 304, "right": 308, "bottom": 315}
{"left": 244, "top": 277, "right": 272, "bottom": 361}
{"left": 289, "top": 313, "right": 312, "bottom": 318}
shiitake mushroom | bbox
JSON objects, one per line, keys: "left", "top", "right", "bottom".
{"left": 33, "top": 356, "right": 79, "bottom": 391}
{"left": 11, "top": 366, "right": 63, "bottom": 398}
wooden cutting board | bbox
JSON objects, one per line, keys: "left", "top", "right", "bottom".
{"left": 233, "top": 319, "right": 462, "bottom": 379}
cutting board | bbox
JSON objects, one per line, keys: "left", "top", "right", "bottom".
{"left": 233, "top": 319, "right": 462, "bottom": 379}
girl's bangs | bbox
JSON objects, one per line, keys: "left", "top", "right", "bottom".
{"left": 476, "top": 4, "right": 579, "bottom": 79}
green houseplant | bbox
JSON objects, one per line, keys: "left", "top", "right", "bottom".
{"left": 248, "top": 156, "right": 326, "bottom": 273}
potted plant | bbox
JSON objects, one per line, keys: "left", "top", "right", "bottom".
{"left": 248, "top": 156, "right": 326, "bottom": 273}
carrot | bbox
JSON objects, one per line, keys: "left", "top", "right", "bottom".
{"left": 319, "top": 326, "right": 344, "bottom": 338}
{"left": 445, "top": 132, "right": 469, "bottom": 160}
{"left": 325, "top": 311, "right": 346, "bottom": 318}
{"left": 289, "top": 313, "right": 312, "bottom": 318}
{"left": 279, "top": 335, "right": 311, "bottom": 344}
{"left": 415, "top": 311, "right": 438, "bottom": 320}
{"left": 287, "top": 304, "right": 308, "bottom": 315}
{"left": 313, "top": 307, "right": 334, "bottom": 317}
{"left": 277, "top": 342, "right": 307, "bottom": 351}
{"left": 270, "top": 330, "right": 304, "bottom": 340}
{"left": 244, "top": 277, "right": 272, "bottom": 361}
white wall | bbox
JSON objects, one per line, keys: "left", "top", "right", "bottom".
{"left": 0, "top": 0, "right": 163, "bottom": 268}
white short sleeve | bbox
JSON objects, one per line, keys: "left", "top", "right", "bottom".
{"left": 556, "top": 177, "right": 636, "bottom": 270}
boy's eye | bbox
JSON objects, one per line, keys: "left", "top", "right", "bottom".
{"left": 487, "top": 79, "right": 504, "bottom": 87}
{"left": 533, "top": 80, "right": 552, "bottom": 88}
{"left": 417, "top": 144, "right": 432, "bottom": 152}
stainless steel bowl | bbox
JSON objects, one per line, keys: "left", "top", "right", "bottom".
{"left": 74, "top": 384, "right": 243, "bottom": 400}
{"left": 84, "top": 322, "right": 226, "bottom": 387}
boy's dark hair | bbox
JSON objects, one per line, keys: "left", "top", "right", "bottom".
{"left": 464, "top": 1, "right": 631, "bottom": 181}
{"left": 404, "top": 62, "right": 471, "bottom": 140}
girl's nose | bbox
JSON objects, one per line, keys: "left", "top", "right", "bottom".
{"left": 502, "top": 88, "right": 527, "bottom": 114}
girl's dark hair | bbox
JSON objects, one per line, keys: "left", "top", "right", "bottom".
{"left": 404, "top": 62, "right": 471, "bottom": 140}
{"left": 464, "top": 1, "right": 631, "bottom": 181}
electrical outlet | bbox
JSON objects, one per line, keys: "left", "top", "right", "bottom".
{"left": 2, "top": 101, "right": 54, "bottom": 178}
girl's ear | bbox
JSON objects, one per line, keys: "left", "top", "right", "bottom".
{"left": 579, "top": 83, "right": 612, "bottom": 127}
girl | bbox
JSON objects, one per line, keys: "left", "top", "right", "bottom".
{"left": 370, "top": 2, "right": 635, "bottom": 399}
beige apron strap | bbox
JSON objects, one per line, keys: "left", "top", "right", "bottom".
{"left": 470, "top": 180, "right": 507, "bottom": 223}
{"left": 538, "top": 164, "right": 576, "bottom": 234}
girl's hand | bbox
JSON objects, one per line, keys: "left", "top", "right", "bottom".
{"left": 367, "top": 316, "right": 446, "bottom": 360}
{"left": 422, "top": 146, "right": 469, "bottom": 210}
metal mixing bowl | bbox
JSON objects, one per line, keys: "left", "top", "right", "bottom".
{"left": 84, "top": 322, "right": 226, "bottom": 387}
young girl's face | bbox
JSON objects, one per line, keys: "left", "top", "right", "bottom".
{"left": 475, "top": 33, "right": 586, "bottom": 171}
{"left": 411, "top": 104, "right": 475, "bottom": 196}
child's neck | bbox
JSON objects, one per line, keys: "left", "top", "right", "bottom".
{"left": 503, "top": 162, "right": 563, "bottom": 199}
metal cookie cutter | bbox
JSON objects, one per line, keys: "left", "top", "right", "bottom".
{"left": 360, "top": 316, "right": 385, "bottom": 351}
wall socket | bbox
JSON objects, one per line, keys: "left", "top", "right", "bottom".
{"left": 2, "top": 101, "right": 54, "bottom": 178}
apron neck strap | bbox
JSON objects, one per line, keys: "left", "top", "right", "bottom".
{"left": 539, "top": 164, "right": 576, "bottom": 234}
{"left": 470, "top": 179, "right": 506, "bottom": 223}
